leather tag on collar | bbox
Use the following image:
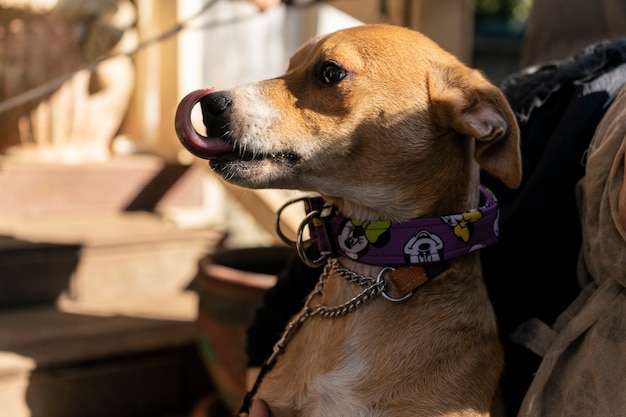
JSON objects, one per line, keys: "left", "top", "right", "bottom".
{"left": 388, "top": 262, "right": 450, "bottom": 297}
{"left": 389, "top": 266, "right": 428, "bottom": 295}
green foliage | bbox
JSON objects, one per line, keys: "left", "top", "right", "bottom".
{"left": 475, "top": 0, "right": 532, "bottom": 20}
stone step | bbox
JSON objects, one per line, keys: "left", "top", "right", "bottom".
{"left": 0, "top": 155, "right": 205, "bottom": 215}
{"left": 0, "top": 211, "right": 223, "bottom": 308}
{"left": 0, "top": 295, "right": 213, "bottom": 417}
{"left": 0, "top": 236, "right": 80, "bottom": 309}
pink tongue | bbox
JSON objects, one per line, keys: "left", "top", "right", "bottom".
{"left": 174, "top": 88, "right": 234, "bottom": 160}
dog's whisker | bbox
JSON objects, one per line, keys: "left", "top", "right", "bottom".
{"left": 220, "top": 131, "right": 230, "bottom": 139}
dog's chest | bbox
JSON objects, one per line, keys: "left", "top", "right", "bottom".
{"left": 257, "top": 274, "right": 419, "bottom": 416}
{"left": 259, "top": 314, "right": 378, "bottom": 417}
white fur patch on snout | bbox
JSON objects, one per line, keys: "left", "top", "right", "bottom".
{"left": 229, "top": 84, "right": 281, "bottom": 151}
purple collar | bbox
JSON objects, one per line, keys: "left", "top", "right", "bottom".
{"left": 299, "top": 186, "right": 499, "bottom": 267}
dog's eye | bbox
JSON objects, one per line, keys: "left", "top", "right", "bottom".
{"left": 318, "top": 62, "right": 346, "bottom": 85}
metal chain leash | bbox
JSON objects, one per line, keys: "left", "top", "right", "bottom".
{"left": 239, "top": 259, "right": 386, "bottom": 415}
{"left": 330, "top": 260, "right": 380, "bottom": 287}
{"left": 268, "top": 259, "right": 385, "bottom": 363}
{"left": 314, "top": 259, "right": 387, "bottom": 318}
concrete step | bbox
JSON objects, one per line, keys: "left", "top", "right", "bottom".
{"left": 0, "top": 155, "right": 205, "bottom": 215}
{"left": 0, "top": 236, "right": 80, "bottom": 308}
{"left": 0, "top": 295, "right": 213, "bottom": 417}
{"left": 0, "top": 211, "right": 223, "bottom": 308}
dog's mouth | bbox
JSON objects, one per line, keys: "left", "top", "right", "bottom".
{"left": 238, "top": 150, "right": 299, "bottom": 163}
{"left": 210, "top": 145, "right": 299, "bottom": 168}
{"left": 208, "top": 146, "right": 301, "bottom": 188}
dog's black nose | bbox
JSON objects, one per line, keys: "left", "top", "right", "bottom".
{"left": 200, "top": 92, "right": 232, "bottom": 137}
{"left": 201, "top": 92, "right": 232, "bottom": 115}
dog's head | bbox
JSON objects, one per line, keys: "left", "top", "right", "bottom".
{"left": 177, "top": 24, "right": 521, "bottom": 221}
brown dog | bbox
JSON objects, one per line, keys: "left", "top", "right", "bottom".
{"left": 176, "top": 24, "right": 521, "bottom": 417}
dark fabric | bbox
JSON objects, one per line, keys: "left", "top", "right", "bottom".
{"left": 481, "top": 37, "right": 626, "bottom": 415}
{"left": 244, "top": 37, "right": 626, "bottom": 416}
{"left": 245, "top": 245, "right": 323, "bottom": 367}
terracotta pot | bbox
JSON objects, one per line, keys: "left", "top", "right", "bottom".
{"left": 194, "top": 246, "right": 293, "bottom": 415}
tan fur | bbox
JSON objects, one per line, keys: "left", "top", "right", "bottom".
{"left": 205, "top": 24, "right": 521, "bottom": 417}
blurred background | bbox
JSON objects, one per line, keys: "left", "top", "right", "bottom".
{"left": 0, "top": 1, "right": 539, "bottom": 416}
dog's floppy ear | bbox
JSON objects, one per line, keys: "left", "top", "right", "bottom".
{"left": 429, "top": 68, "right": 522, "bottom": 189}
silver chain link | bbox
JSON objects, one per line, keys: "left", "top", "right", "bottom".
{"left": 311, "top": 259, "right": 386, "bottom": 318}
{"left": 330, "top": 260, "right": 380, "bottom": 287}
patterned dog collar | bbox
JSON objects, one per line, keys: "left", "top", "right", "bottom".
{"left": 289, "top": 186, "right": 499, "bottom": 268}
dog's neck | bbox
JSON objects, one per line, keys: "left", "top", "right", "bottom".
{"left": 318, "top": 162, "right": 483, "bottom": 222}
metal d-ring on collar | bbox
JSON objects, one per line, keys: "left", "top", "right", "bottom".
{"left": 376, "top": 267, "right": 413, "bottom": 303}
{"left": 274, "top": 196, "right": 307, "bottom": 246}
{"left": 296, "top": 211, "right": 328, "bottom": 267}
{"left": 275, "top": 196, "right": 329, "bottom": 268}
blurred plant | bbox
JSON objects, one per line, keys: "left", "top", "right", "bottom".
{"left": 475, "top": 0, "right": 531, "bottom": 35}
{"left": 475, "top": 0, "right": 531, "bottom": 21}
